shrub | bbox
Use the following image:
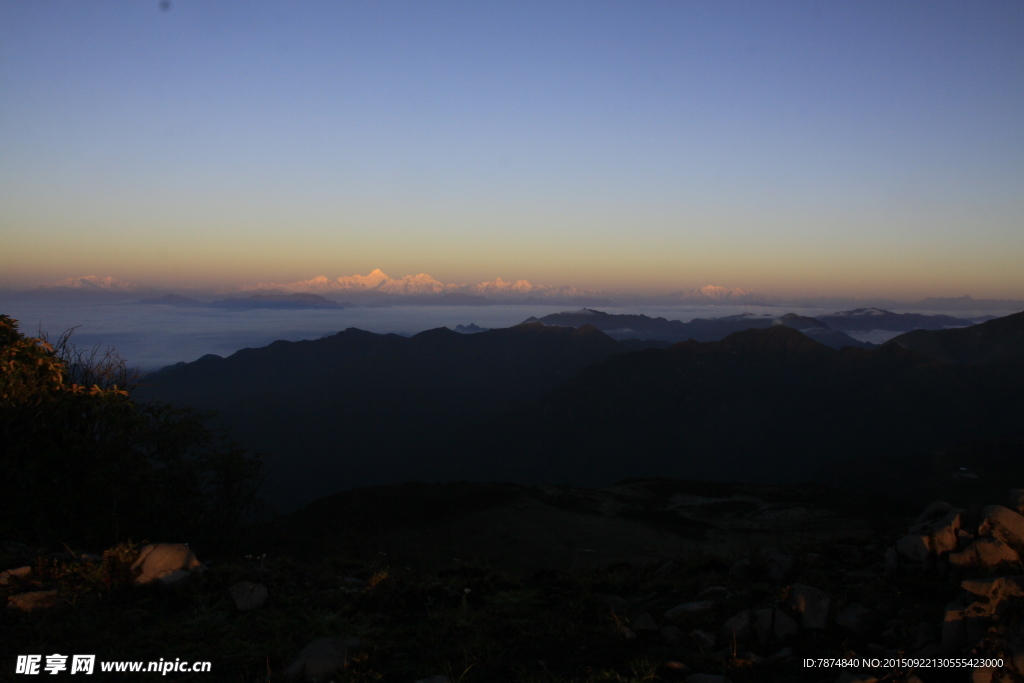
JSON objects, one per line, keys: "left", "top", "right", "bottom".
{"left": 0, "top": 315, "right": 262, "bottom": 550}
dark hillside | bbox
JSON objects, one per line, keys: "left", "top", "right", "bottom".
{"left": 135, "top": 323, "right": 627, "bottom": 508}
{"left": 432, "top": 325, "right": 1024, "bottom": 489}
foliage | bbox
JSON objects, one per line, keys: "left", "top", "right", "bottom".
{"left": 0, "top": 314, "right": 263, "bottom": 549}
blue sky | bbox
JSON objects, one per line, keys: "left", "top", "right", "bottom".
{"left": 1, "top": 1, "right": 1022, "bottom": 297}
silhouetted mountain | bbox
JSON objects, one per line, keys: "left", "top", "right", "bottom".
{"left": 524, "top": 309, "right": 870, "bottom": 349}
{"left": 431, "top": 325, "right": 1024, "bottom": 490}
{"left": 454, "top": 323, "right": 490, "bottom": 333}
{"left": 911, "top": 295, "right": 1024, "bottom": 312}
{"left": 208, "top": 293, "right": 347, "bottom": 310}
{"left": 137, "top": 294, "right": 207, "bottom": 306}
{"left": 135, "top": 323, "right": 627, "bottom": 508}
{"left": 818, "top": 308, "right": 974, "bottom": 332}
{"left": 886, "top": 310, "right": 1024, "bottom": 364}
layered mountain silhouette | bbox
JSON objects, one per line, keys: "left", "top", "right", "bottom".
{"left": 136, "top": 312, "right": 1024, "bottom": 510}
{"left": 886, "top": 310, "right": 1024, "bottom": 364}
{"left": 136, "top": 323, "right": 627, "bottom": 508}
{"left": 817, "top": 308, "right": 974, "bottom": 332}
{"left": 433, "top": 324, "right": 1024, "bottom": 489}
{"left": 523, "top": 309, "right": 870, "bottom": 349}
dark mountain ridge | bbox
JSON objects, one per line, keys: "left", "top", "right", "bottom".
{"left": 523, "top": 308, "right": 871, "bottom": 349}
{"left": 428, "top": 324, "right": 1024, "bottom": 490}
{"left": 136, "top": 322, "right": 628, "bottom": 508}
{"left": 886, "top": 309, "right": 1024, "bottom": 364}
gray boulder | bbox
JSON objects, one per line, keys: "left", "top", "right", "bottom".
{"left": 835, "top": 603, "right": 876, "bottom": 634}
{"left": 752, "top": 607, "right": 798, "bottom": 644}
{"left": 0, "top": 566, "right": 31, "bottom": 585}
{"left": 229, "top": 581, "right": 268, "bottom": 611}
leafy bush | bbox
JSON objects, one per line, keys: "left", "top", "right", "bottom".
{"left": 0, "top": 314, "right": 263, "bottom": 549}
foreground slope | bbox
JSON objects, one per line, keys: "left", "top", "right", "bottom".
{"left": 886, "top": 309, "right": 1024, "bottom": 363}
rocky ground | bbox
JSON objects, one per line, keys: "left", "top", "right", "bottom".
{"left": 5, "top": 477, "right": 1024, "bottom": 682}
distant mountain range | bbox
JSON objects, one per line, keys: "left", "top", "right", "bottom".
{"left": 135, "top": 310, "right": 1024, "bottom": 510}
{"left": 9, "top": 272, "right": 1022, "bottom": 311}
{"left": 522, "top": 309, "right": 871, "bottom": 350}
{"left": 138, "top": 293, "right": 347, "bottom": 310}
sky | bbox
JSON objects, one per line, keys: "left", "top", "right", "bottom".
{"left": 1, "top": 1, "right": 1022, "bottom": 299}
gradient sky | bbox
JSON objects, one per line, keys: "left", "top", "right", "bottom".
{"left": 1, "top": 1, "right": 1022, "bottom": 298}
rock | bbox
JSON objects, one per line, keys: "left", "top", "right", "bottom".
{"left": 735, "top": 651, "right": 765, "bottom": 665}
{"left": 830, "top": 544, "right": 865, "bottom": 564}
{"left": 761, "top": 548, "right": 794, "bottom": 582}
{"left": 652, "top": 560, "right": 677, "bottom": 578}
{"left": 942, "top": 602, "right": 969, "bottom": 653}
{"left": 156, "top": 570, "right": 192, "bottom": 586}
{"left": 594, "top": 593, "right": 628, "bottom": 613}
{"left": 78, "top": 553, "right": 104, "bottom": 563}
{"left": 883, "top": 547, "right": 899, "bottom": 575}
{"left": 721, "top": 610, "right": 752, "bottom": 642}
{"left": 979, "top": 506, "right": 1024, "bottom": 550}
{"left": 1010, "top": 489, "right": 1024, "bottom": 515}
{"left": 697, "top": 586, "right": 730, "bottom": 600}
{"left": 285, "top": 638, "right": 349, "bottom": 682}
{"left": 896, "top": 535, "right": 932, "bottom": 563}
{"left": 958, "top": 529, "right": 975, "bottom": 549}
{"left": 663, "top": 660, "right": 690, "bottom": 671}
{"left": 915, "top": 501, "right": 952, "bottom": 524}
{"left": 619, "top": 625, "right": 637, "bottom": 640}
{"left": 784, "top": 583, "right": 830, "bottom": 629}
{"left": 665, "top": 601, "right": 714, "bottom": 618}
{"left": 769, "top": 646, "right": 794, "bottom": 661}
{"left": 0, "top": 566, "right": 31, "bottom": 585}
{"left": 834, "top": 674, "right": 878, "bottom": 683}
{"left": 689, "top": 629, "right": 715, "bottom": 649}
{"left": 974, "top": 537, "right": 1020, "bottom": 567}
{"left": 962, "top": 576, "right": 1024, "bottom": 602}
{"left": 6, "top": 590, "right": 58, "bottom": 613}
{"left": 728, "top": 558, "right": 751, "bottom": 579}
{"left": 414, "top": 677, "right": 451, "bottom": 683}
{"left": 131, "top": 544, "right": 203, "bottom": 585}
{"left": 753, "top": 607, "right": 799, "bottom": 644}
{"left": 229, "top": 581, "right": 268, "bottom": 611}
{"left": 631, "top": 612, "right": 658, "bottom": 631}
{"left": 660, "top": 626, "right": 685, "bottom": 645}
{"left": 836, "top": 603, "right": 875, "bottom": 634}
{"left": 684, "top": 675, "right": 732, "bottom": 683}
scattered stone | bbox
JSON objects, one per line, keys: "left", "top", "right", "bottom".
{"left": 697, "top": 585, "right": 730, "bottom": 600}
{"left": 660, "top": 626, "right": 685, "bottom": 645}
{"left": 684, "top": 674, "right": 732, "bottom": 683}
{"left": 728, "top": 558, "right": 751, "bottom": 579}
{"left": 0, "top": 566, "right": 31, "bottom": 585}
{"left": 414, "top": 677, "right": 451, "bottom": 683}
{"left": 1010, "top": 489, "right": 1024, "bottom": 515}
{"left": 915, "top": 501, "right": 953, "bottom": 524}
{"left": 7, "top": 590, "right": 58, "bottom": 613}
{"left": 619, "top": 625, "right": 637, "bottom": 640}
{"left": 896, "top": 535, "right": 931, "bottom": 564}
{"left": 631, "top": 612, "right": 658, "bottom": 631}
{"left": 835, "top": 603, "right": 876, "bottom": 635}
{"left": 769, "top": 646, "right": 794, "bottom": 661}
{"left": 131, "top": 544, "right": 203, "bottom": 585}
{"left": 689, "top": 629, "right": 715, "bottom": 649}
{"left": 663, "top": 660, "right": 690, "bottom": 672}
{"left": 761, "top": 548, "right": 795, "bottom": 581}
{"left": 973, "top": 537, "right": 1020, "bottom": 567}
{"left": 665, "top": 601, "right": 714, "bottom": 618}
{"left": 594, "top": 593, "right": 628, "bottom": 614}
{"left": 834, "top": 673, "right": 878, "bottom": 683}
{"left": 752, "top": 607, "right": 798, "bottom": 644}
{"left": 784, "top": 583, "right": 830, "bottom": 629}
{"left": 735, "top": 651, "right": 765, "bottom": 665}
{"left": 78, "top": 553, "right": 104, "bottom": 563}
{"left": 285, "top": 638, "right": 350, "bottom": 682}
{"left": 652, "top": 560, "right": 677, "bottom": 578}
{"left": 830, "top": 544, "right": 865, "bottom": 565}
{"left": 156, "top": 570, "right": 192, "bottom": 586}
{"left": 229, "top": 581, "right": 268, "bottom": 611}
{"left": 720, "top": 610, "right": 751, "bottom": 643}
{"left": 978, "top": 506, "right": 1024, "bottom": 550}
